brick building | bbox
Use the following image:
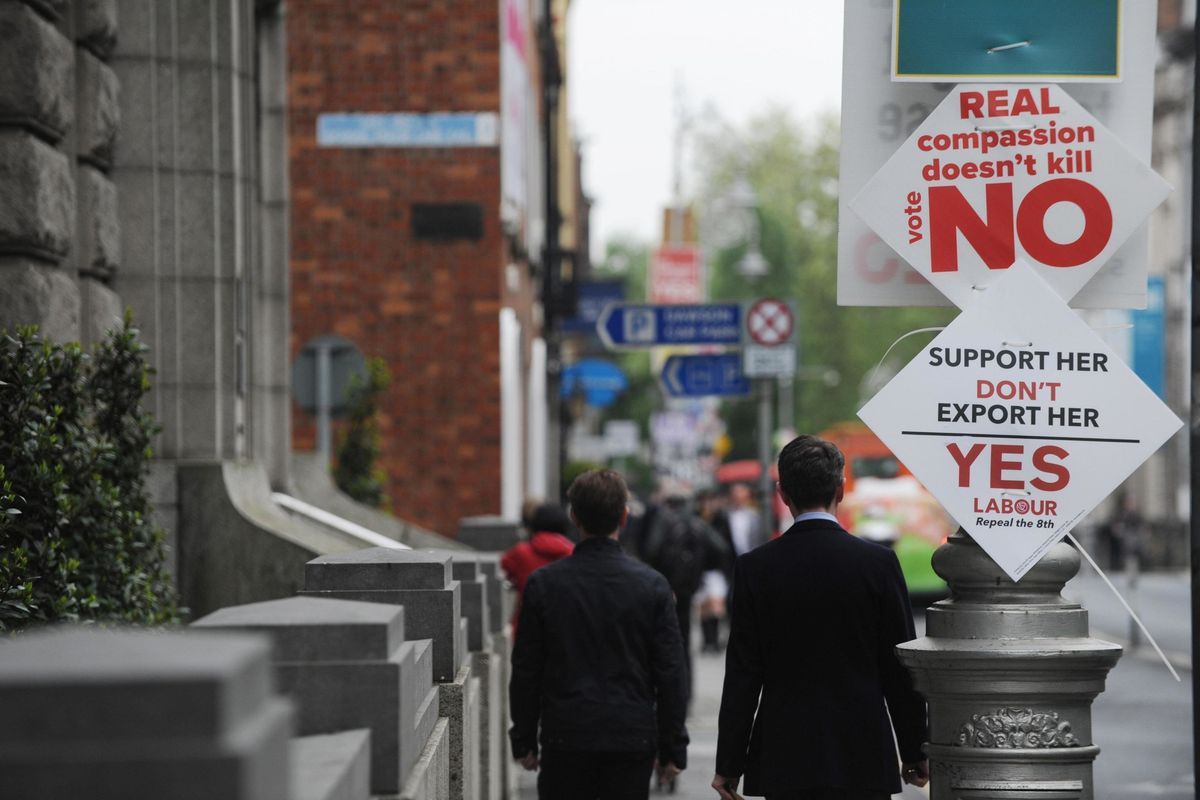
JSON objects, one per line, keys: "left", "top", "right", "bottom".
{"left": 288, "top": 1, "right": 579, "bottom": 536}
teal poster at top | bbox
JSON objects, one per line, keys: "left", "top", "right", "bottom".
{"left": 892, "top": 0, "right": 1121, "bottom": 82}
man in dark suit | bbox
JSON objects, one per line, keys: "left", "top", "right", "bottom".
{"left": 510, "top": 469, "right": 689, "bottom": 799}
{"left": 712, "top": 435, "right": 928, "bottom": 800}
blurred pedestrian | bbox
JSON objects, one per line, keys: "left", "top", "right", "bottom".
{"left": 509, "top": 469, "right": 689, "bottom": 799}
{"left": 713, "top": 435, "right": 927, "bottom": 800}
{"left": 726, "top": 483, "right": 766, "bottom": 557}
{"left": 500, "top": 503, "right": 574, "bottom": 633}
{"left": 696, "top": 488, "right": 734, "bottom": 652}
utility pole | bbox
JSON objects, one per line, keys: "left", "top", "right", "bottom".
{"left": 540, "top": 0, "right": 564, "bottom": 499}
{"left": 1188, "top": 10, "right": 1199, "bottom": 785}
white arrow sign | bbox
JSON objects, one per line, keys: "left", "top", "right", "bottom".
{"left": 850, "top": 84, "right": 1170, "bottom": 309}
{"left": 859, "top": 264, "right": 1181, "bottom": 580}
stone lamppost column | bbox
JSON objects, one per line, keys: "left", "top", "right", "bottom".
{"left": 897, "top": 532, "right": 1122, "bottom": 800}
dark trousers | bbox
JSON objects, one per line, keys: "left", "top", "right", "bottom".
{"left": 538, "top": 749, "right": 656, "bottom": 800}
{"left": 675, "top": 592, "right": 694, "bottom": 702}
{"left": 766, "top": 791, "right": 890, "bottom": 800}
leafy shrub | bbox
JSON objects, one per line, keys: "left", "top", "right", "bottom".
{"left": 0, "top": 315, "right": 176, "bottom": 631}
{"left": 334, "top": 357, "right": 391, "bottom": 509}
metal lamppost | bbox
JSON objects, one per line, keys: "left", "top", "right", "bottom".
{"left": 725, "top": 174, "right": 776, "bottom": 531}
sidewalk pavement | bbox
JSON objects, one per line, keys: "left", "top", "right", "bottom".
{"left": 517, "top": 628, "right": 928, "bottom": 799}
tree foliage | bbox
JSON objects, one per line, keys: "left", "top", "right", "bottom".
{"left": 693, "top": 108, "right": 955, "bottom": 451}
{"left": 334, "top": 357, "right": 392, "bottom": 509}
{"left": 0, "top": 317, "right": 176, "bottom": 631}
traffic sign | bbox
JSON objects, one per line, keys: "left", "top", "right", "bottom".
{"left": 660, "top": 354, "right": 750, "bottom": 398}
{"left": 597, "top": 303, "right": 742, "bottom": 349}
{"left": 745, "top": 298, "right": 794, "bottom": 345}
{"left": 560, "top": 359, "right": 628, "bottom": 408}
{"left": 858, "top": 264, "right": 1181, "bottom": 581}
{"left": 850, "top": 83, "right": 1170, "bottom": 309}
{"left": 837, "top": 0, "right": 1160, "bottom": 309}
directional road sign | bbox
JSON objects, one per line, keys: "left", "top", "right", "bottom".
{"left": 660, "top": 353, "right": 751, "bottom": 398}
{"left": 597, "top": 303, "right": 742, "bottom": 349}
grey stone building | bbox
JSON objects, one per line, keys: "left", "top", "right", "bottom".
{"left": 0, "top": 0, "right": 462, "bottom": 619}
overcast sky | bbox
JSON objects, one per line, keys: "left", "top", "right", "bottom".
{"left": 567, "top": 0, "right": 845, "bottom": 258}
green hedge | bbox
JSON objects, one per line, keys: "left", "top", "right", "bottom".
{"left": 334, "top": 357, "right": 391, "bottom": 509}
{"left": 0, "top": 316, "right": 176, "bottom": 631}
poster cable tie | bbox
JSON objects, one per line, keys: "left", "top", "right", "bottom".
{"left": 1066, "top": 531, "right": 1182, "bottom": 682}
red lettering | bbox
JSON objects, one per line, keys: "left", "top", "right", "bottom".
{"left": 947, "top": 442, "right": 986, "bottom": 487}
{"left": 1030, "top": 445, "right": 1070, "bottom": 492}
{"left": 960, "top": 91, "right": 985, "bottom": 119}
{"left": 987, "top": 89, "right": 1009, "bottom": 116}
{"left": 990, "top": 444, "right": 1024, "bottom": 489}
{"left": 1039, "top": 87, "right": 1061, "bottom": 115}
{"left": 929, "top": 184, "right": 1015, "bottom": 272}
{"left": 1017, "top": 179, "right": 1113, "bottom": 268}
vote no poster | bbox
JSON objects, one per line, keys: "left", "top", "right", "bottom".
{"left": 850, "top": 84, "right": 1169, "bottom": 309}
{"left": 859, "top": 266, "right": 1181, "bottom": 580}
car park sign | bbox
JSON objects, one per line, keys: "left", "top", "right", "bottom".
{"left": 850, "top": 83, "right": 1170, "bottom": 310}
{"left": 858, "top": 265, "right": 1181, "bottom": 580}
{"left": 597, "top": 303, "right": 742, "bottom": 349}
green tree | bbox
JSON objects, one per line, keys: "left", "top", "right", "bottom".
{"left": 0, "top": 317, "right": 176, "bottom": 631}
{"left": 693, "top": 108, "right": 955, "bottom": 451}
{"left": 334, "top": 358, "right": 392, "bottom": 508}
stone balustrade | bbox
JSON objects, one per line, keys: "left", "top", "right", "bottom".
{"left": 0, "top": 526, "right": 516, "bottom": 800}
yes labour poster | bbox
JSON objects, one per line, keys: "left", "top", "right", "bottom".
{"left": 859, "top": 265, "right": 1181, "bottom": 580}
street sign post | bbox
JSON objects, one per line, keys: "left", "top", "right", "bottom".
{"left": 851, "top": 83, "right": 1170, "bottom": 309}
{"left": 660, "top": 353, "right": 751, "bottom": 399}
{"left": 743, "top": 298, "right": 797, "bottom": 378}
{"left": 596, "top": 303, "right": 742, "bottom": 349}
{"left": 859, "top": 265, "right": 1181, "bottom": 580}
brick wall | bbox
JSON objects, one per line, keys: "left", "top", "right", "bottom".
{"left": 288, "top": 1, "right": 509, "bottom": 536}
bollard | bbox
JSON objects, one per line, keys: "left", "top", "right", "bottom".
{"left": 897, "top": 531, "right": 1122, "bottom": 800}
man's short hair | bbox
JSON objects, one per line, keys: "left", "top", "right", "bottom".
{"left": 777, "top": 435, "right": 845, "bottom": 511}
{"left": 566, "top": 469, "right": 629, "bottom": 537}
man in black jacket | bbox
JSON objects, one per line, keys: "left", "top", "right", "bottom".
{"left": 713, "top": 435, "right": 928, "bottom": 800}
{"left": 510, "top": 469, "right": 689, "bottom": 799}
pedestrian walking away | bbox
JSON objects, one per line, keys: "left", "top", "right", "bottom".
{"left": 713, "top": 435, "right": 928, "bottom": 800}
{"left": 509, "top": 469, "right": 690, "bottom": 800}
{"left": 501, "top": 502, "right": 575, "bottom": 633}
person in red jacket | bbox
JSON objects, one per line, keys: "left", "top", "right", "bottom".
{"left": 501, "top": 503, "right": 575, "bottom": 631}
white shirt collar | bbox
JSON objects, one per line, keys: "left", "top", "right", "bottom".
{"left": 793, "top": 510, "right": 839, "bottom": 525}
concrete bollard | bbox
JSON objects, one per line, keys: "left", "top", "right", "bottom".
{"left": 456, "top": 516, "right": 521, "bottom": 552}
{"left": 302, "top": 548, "right": 464, "bottom": 681}
{"left": 0, "top": 627, "right": 293, "bottom": 800}
{"left": 897, "top": 532, "right": 1122, "bottom": 800}
{"left": 193, "top": 595, "right": 437, "bottom": 795}
{"left": 299, "top": 547, "right": 480, "bottom": 800}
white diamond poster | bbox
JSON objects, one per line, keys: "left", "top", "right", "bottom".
{"left": 858, "top": 265, "right": 1181, "bottom": 580}
{"left": 849, "top": 83, "right": 1170, "bottom": 309}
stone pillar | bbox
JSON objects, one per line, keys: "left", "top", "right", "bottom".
{"left": 897, "top": 533, "right": 1122, "bottom": 800}
{"left": 193, "top": 595, "right": 440, "bottom": 795}
{"left": 73, "top": 0, "right": 122, "bottom": 345}
{"left": 444, "top": 553, "right": 502, "bottom": 800}
{"left": 458, "top": 516, "right": 522, "bottom": 552}
{"left": 112, "top": 0, "right": 258, "bottom": 465}
{"left": 0, "top": 627, "right": 292, "bottom": 799}
{"left": 302, "top": 548, "right": 465, "bottom": 681}
{"left": 0, "top": 0, "right": 79, "bottom": 341}
{"left": 301, "top": 547, "right": 480, "bottom": 800}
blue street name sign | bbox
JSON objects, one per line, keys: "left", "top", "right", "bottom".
{"left": 660, "top": 353, "right": 750, "bottom": 399}
{"left": 597, "top": 303, "right": 742, "bottom": 349}
{"left": 317, "top": 112, "right": 500, "bottom": 147}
